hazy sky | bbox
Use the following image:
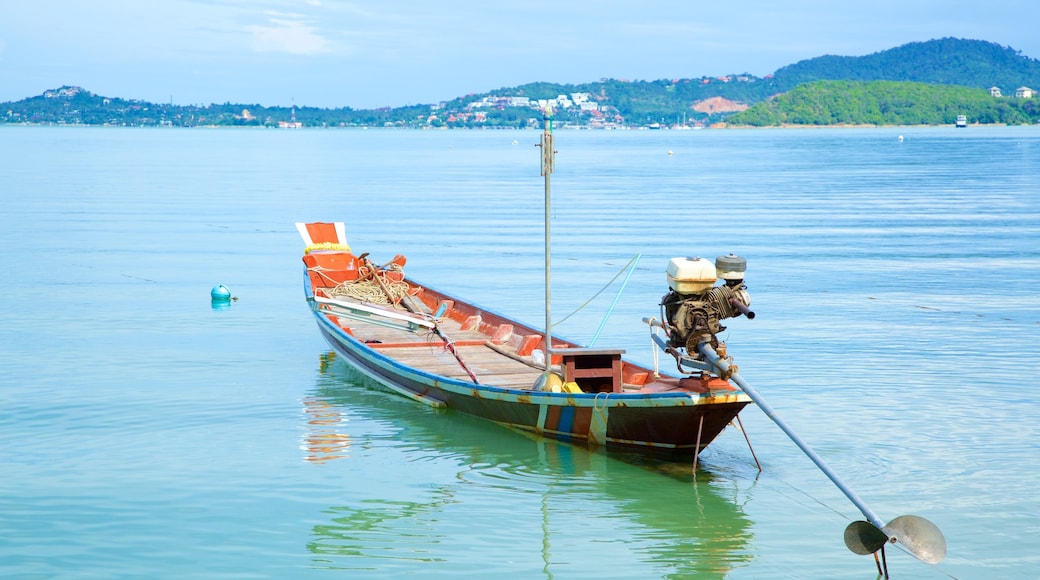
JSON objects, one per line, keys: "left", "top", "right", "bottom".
{"left": 2, "top": 1, "right": 1037, "bottom": 109}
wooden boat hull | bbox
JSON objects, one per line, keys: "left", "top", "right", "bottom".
{"left": 313, "top": 309, "right": 748, "bottom": 455}
{"left": 298, "top": 222, "right": 750, "bottom": 457}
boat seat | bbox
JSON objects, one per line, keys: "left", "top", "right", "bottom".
{"left": 556, "top": 348, "right": 625, "bottom": 393}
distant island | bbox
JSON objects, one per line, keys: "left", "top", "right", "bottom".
{"left": 3, "top": 38, "right": 1039, "bottom": 129}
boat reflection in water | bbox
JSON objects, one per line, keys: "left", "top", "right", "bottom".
{"left": 303, "top": 352, "right": 754, "bottom": 577}
{"left": 300, "top": 396, "right": 352, "bottom": 464}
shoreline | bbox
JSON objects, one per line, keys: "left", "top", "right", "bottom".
{"left": 2, "top": 121, "right": 1037, "bottom": 130}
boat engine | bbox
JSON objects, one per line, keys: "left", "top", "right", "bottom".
{"left": 661, "top": 254, "right": 754, "bottom": 353}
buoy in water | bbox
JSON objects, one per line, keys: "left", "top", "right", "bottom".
{"left": 211, "top": 284, "right": 232, "bottom": 302}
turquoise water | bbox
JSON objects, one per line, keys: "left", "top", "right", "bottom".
{"left": 2, "top": 126, "right": 1038, "bottom": 578}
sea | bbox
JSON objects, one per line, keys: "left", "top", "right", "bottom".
{"left": 1, "top": 125, "right": 1038, "bottom": 579}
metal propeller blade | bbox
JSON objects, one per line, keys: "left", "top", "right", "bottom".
{"left": 884, "top": 514, "right": 947, "bottom": 564}
{"left": 844, "top": 520, "right": 889, "bottom": 555}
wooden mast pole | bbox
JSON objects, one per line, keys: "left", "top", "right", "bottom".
{"left": 540, "top": 109, "right": 555, "bottom": 380}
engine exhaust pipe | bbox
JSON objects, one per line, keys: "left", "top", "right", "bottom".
{"left": 729, "top": 298, "right": 756, "bottom": 319}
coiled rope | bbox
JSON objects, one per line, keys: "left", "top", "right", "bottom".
{"left": 327, "top": 266, "right": 410, "bottom": 305}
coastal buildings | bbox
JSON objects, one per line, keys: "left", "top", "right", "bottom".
{"left": 989, "top": 86, "right": 1034, "bottom": 99}
{"left": 464, "top": 92, "right": 600, "bottom": 113}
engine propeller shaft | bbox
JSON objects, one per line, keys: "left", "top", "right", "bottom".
{"left": 696, "top": 341, "right": 946, "bottom": 566}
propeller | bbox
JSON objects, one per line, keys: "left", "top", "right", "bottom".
{"left": 844, "top": 514, "right": 946, "bottom": 575}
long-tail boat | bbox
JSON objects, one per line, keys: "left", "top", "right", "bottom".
{"left": 296, "top": 220, "right": 753, "bottom": 457}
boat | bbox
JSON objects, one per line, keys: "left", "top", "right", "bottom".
{"left": 956, "top": 114, "right": 968, "bottom": 128}
{"left": 296, "top": 220, "right": 753, "bottom": 457}
{"left": 295, "top": 114, "right": 947, "bottom": 572}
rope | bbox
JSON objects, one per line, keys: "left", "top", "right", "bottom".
{"left": 589, "top": 253, "right": 641, "bottom": 347}
{"left": 434, "top": 326, "right": 479, "bottom": 384}
{"left": 307, "top": 267, "right": 349, "bottom": 288}
{"left": 327, "top": 266, "right": 410, "bottom": 304}
{"left": 553, "top": 254, "right": 641, "bottom": 327}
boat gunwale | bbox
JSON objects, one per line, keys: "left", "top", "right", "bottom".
{"left": 309, "top": 294, "right": 750, "bottom": 408}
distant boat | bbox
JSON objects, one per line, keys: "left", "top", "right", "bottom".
{"left": 956, "top": 115, "right": 968, "bottom": 128}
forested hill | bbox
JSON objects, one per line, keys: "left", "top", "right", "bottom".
{"left": 728, "top": 80, "right": 1040, "bottom": 126}
{"left": 770, "top": 38, "right": 1040, "bottom": 92}
{"left": 725, "top": 39, "right": 1040, "bottom": 127}
{"left": 3, "top": 37, "right": 1038, "bottom": 128}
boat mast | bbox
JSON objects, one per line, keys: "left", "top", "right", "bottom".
{"left": 540, "top": 109, "right": 555, "bottom": 379}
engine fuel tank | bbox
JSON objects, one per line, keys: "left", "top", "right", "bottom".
{"left": 666, "top": 257, "right": 717, "bottom": 294}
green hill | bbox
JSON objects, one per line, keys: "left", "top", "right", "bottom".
{"left": 770, "top": 38, "right": 1040, "bottom": 93}
{"left": 729, "top": 80, "right": 1040, "bottom": 126}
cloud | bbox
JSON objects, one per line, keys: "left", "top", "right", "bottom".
{"left": 247, "top": 14, "right": 330, "bottom": 55}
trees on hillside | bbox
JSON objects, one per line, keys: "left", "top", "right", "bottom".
{"left": 728, "top": 81, "right": 1040, "bottom": 126}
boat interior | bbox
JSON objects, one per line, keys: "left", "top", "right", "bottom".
{"left": 304, "top": 248, "right": 736, "bottom": 397}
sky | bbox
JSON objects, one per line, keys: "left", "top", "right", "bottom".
{"left": 2, "top": 0, "right": 1038, "bottom": 109}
